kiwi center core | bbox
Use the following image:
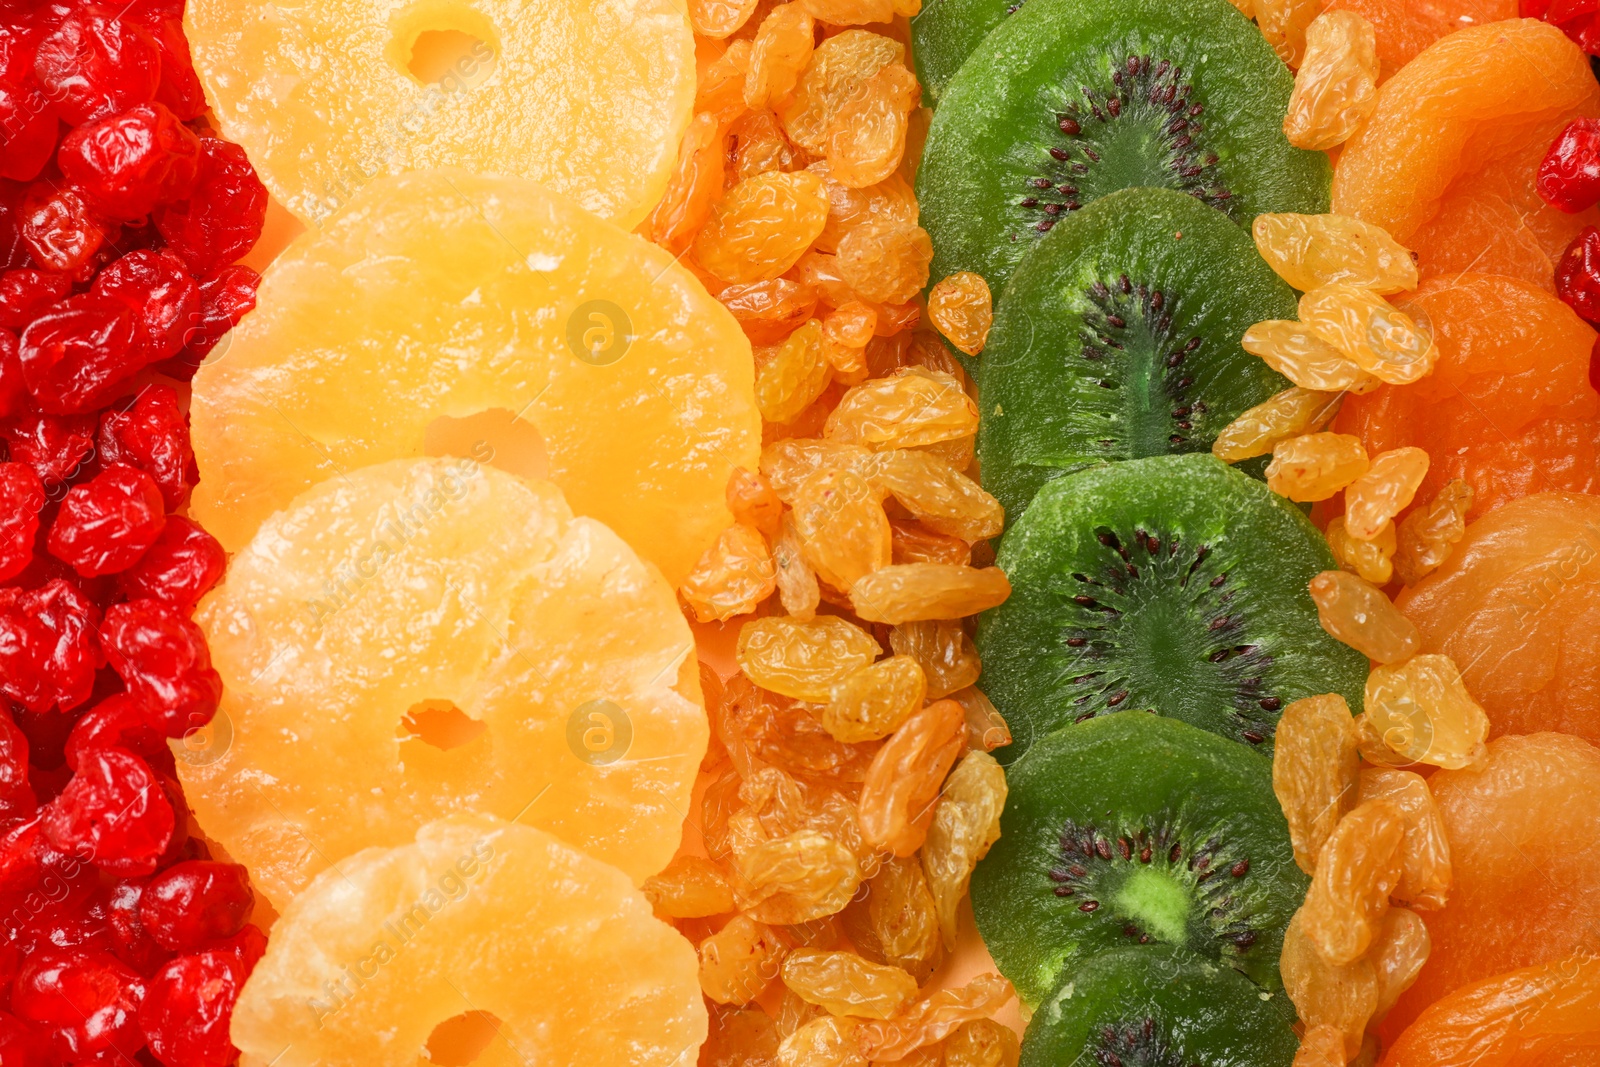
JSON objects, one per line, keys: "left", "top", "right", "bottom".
{"left": 1112, "top": 867, "right": 1189, "bottom": 943}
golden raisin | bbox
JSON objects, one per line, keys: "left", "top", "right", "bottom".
{"left": 872, "top": 449, "right": 1001, "bottom": 542}
{"left": 1252, "top": 213, "right": 1418, "bottom": 295}
{"left": 854, "top": 973, "right": 1015, "bottom": 1062}
{"left": 697, "top": 40, "right": 754, "bottom": 129}
{"left": 1241, "top": 320, "right": 1380, "bottom": 394}
{"left": 1363, "top": 653, "right": 1489, "bottom": 770}
{"left": 762, "top": 437, "right": 876, "bottom": 501}
{"left": 825, "top": 63, "right": 921, "bottom": 189}
{"left": 952, "top": 687, "right": 1011, "bottom": 752}
{"left": 836, "top": 220, "right": 934, "bottom": 304}
{"left": 1281, "top": 909, "right": 1378, "bottom": 1059}
{"left": 647, "top": 112, "right": 726, "bottom": 254}
{"left": 1301, "top": 798, "right": 1406, "bottom": 965}
{"left": 1265, "top": 432, "right": 1370, "bottom": 502}
{"left": 1272, "top": 693, "right": 1361, "bottom": 875}
{"left": 759, "top": 320, "right": 836, "bottom": 424}
{"left": 1393, "top": 479, "right": 1473, "bottom": 586}
{"left": 728, "top": 466, "right": 786, "bottom": 537}
{"left": 797, "top": 0, "right": 895, "bottom": 24}
{"left": 778, "top": 31, "right": 904, "bottom": 154}
{"left": 1325, "top": 515, "right": 1396, "bottom": 586}
{"left": 774, "top": 513, "right": 822, "bottom": 619}
{"left": 927, "top": 272, "right": 993, "bottom": 357}
{"left": 1308, "top": 570, "right": 1422, "bottom": 664}
{"left": 736, "top": 615, "right": 882, "bottom": 701}
{"left": 729, "top": 108, "right": 806, "bottom": 184}
{"left": 776, "top": 1015, "right": 865, "bottom": 1067}
{"left": 1300, "top": 284, "right": 1435, "bottom": 385}
{"left": 821, "top": 654, "right": 926, "bottom": 743}
{"left": 810, "top": 164, "right": 919, "bottom": 255}
{"left": 826, "top": 367, "right": 979, "bottom": 450}
{"left": 1369, "top": 906, "right": 1430, "bottom": 1017}
{"left": 695, "top": 170, "right": 832, "bottom": 284}
{"left": 824, "top": 301, "right": 879, "bottom": 348}
{"left": 726, "top": 677, "right": 883, "bottom": 782}
{"left": 702, "top": 1007, "right": 782, "bottom": 1067}
{"left": 791, "top": 467, "right": 893, "bottom": 590}
{"left": 781, "top": 949, "right": 919, "bottom": 1018}
{"left": 700, "top": 913, "right": 789, "bottom": 1004}
{"left": 889, "top": 619, "right": 980, "bottom": 700}
{"left": 1356, "top": 767, "right": 1451, "bottom": 911}
{"left": 1345, "top": 447, "right": 1430, "bottom": 542}
{"left": 1256, "top": 0, "right": 1321, "bottom": 67}
{"left": 922, "top": 749, "right": 1007, "bottom": 950}
{"left": 859, "top": 698, "right": 966, "bottom": 856}
{"left": 645, "top": 855, "right": 737, "bottom": 919}
{"left": 1291, "top": 1024, "right": 1349, "bottom": 1067}
{"left": 734, "top": 829, "right": 864, "bottom": 924}
{"left": 682, "top": 522, "right": 779, "bottom": 623}
{"left": 944, "top": 1019, "right": 1020, "bottom": 1067}
{"left": 890, "top": 518, "right": 973, "bottom": 567}
{"left": 1283, "top": 11, "right": 1379, "bottom": 151}
{"left": 850, "top": 563, "right": 1011, "bottom": 624}
{"left": 1211, "top": 387, "right": 1343, "bottom": 463}
{"left": 725, "top": 278, "right": 822, "bottom": 346}
{"left": 841, "top": 853, "right": 945, "bottom": 983}
{"left": 745, "top": 3, "right": 816, "bottom": 109}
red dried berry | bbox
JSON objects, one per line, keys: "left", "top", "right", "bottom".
{"left": 18, "top": 291, "right": 145, "bottom": 414}
{"left": 89, "top": 876, "right": 171, "bottom": 975}
{"left": 142, "top": 15, "right": 206, "bottom": 122}
{"left": 64, "top": 693, "right": 168, "bottom": 772}
{"left": 0, "top": 28, "right": 61, "bottom": 184}
{"left": 17, "top": 184, "right": 104, "bottom": 275}
{"left": 1538, "top": 118, "right": 1600, "bottom": 213}
{"left": 139, "top": 951, "right": 245, "bottom": 1067}
{"left": 93, "top": 252, "right": 198, "bottom": 365}
{"left": 116, "top": 516, "right": 224, "bottom": 611}
{"left": 207, "top": 923, "right": 267, "bottom": 971}
{"left": 139, "top": 861, "right": 252, "bottom": 952}
{"left": 0, "top": 411, "right": 98, "bottom": 488}
{"left": 100, "top": 598, "right": 222, "bottom": 737}
{"left": 0, "top": 578, "right": 102, "bottom": 712}
{"left": 13, "top": 949, "right": 148, "bottom": 1058}
{"left": 47, "top": 463, "right": 166, "bottom": 578}
{"left": 33, "top": 6, "right": 161, "bottom": 126}
{"left": 1556, "top": 225, "right": 1600, "bottom": 322}
{"left": 0, "top": 268, "right": 72, "bottom": 332}
{"left": 59, "top": 101, "right": 201, "bottom": 220}
{"left": 0, "top": 326, "right": 24, "bottom": 419}
{"left": 0, "top": 1009, "right": 52, "bottom": 1067}
{"left": 0, "top": 459, "right": 44, "bottom": 582}
{"left": 0, "top": 814, "right": 49, "bottom": 896}
{"left": 155, "top": 137, "right": 268, "bottom": 277}
{"left": 42, "top": 745, "right": 174, "bottom": 876}
{"left": 161, "top": 263, "right": 258, "bottom": 380}
{"left": 97, "top": 383, "right": 197, "bottom": 507}
{"left": 0, "top": 704, "right": 35, "bottom": 819}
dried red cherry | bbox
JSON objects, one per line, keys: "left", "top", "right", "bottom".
{"left": 89, "top": 876, "right": 170, "bottom": 974}
{"left": 0, "top": 1009, "right": 52, "bottom": 1067}
{"left": 47, "top": 462, "right": 166, "bottom": 578}
{"left": 1556, "top": 225, "right": 1600, "bottom": 322}
{"left": 1538, "top": 118, "right": 1600, "bottom": 213}
{"left": 0, "top": 459, "right": 45, "bottom": 581}
{"left": 163, "top": 263, "right": 258, "bottom": 379}
{"left": 139, "top": 861, "right": 252, "bottom": 952}
{"left": 59, "top": 101, "right": 201, "bottom": 220}
{"left": 0, "top": 411, "right": 97, "bottom": 488}
{"left": 0, "top": 578, "right": 102, "bottom": 712}
{"left": 12, "top": 948, "right": 148, "bottom": 1058}
{"left": 139, "top": 951, "right": 245, "bottom": 1067}
{"left": 0, "top": 326, "right": 25, "bottom": 418}
{"left": 138, "top": 13, "right": 206, "bottom": 122}
{"left": 207, "top": 923, "right": 267, "bottom": 971}
{"left": 0, "top": 268, "right": 72, "bottom": 332}
{"left": 17, "top": 184, "right": 104, "bottom": 276}
{"left": 93, "top": 252, "right": 198, "bottom": 364}
{"left": 18, "top": 291, "right": 144, "bottom": 414}
{"left": 33, "top": 6, "right": 162, "bottom": 126}
{"left": 99, "top": 598, "right": 222, "bottom": 737}
{"left": 42, "top": 745, "right": 174, "bottom": 876}
{"left": 96, "top": 382, "right": 197, "bottom": 507}
{"left": 0, "top": 28, "right": 60, "bottom": 184}
{"left": 116, "top": 515, "right": 224, "bottom": 611}
{"left": 155, "top": 137, "right": 268, "bottom": 276}
{"left": 63, "top": 693, "right": 168, "bottom": 772}
{"left": 0, "top": 703, "right": 35, "bottom": 819}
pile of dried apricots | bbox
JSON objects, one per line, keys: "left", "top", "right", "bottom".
{"left": 0, "top": 0, "right": 1598, "bottom": 1062}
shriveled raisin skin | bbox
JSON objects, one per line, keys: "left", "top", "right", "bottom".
{"left": 1266, "top": 432, "right": 1370, "bottom": 502}
{"left": 780, "top": 949, "right": 919, "bottom": 1018}
{"left": 1300, "top": 797, "right": 1405, "bottom": 965}
{"left": 840, "top": 854, "right": 945, "bottom": 983}
{"left": 821, "top": 655, "right": 925, "bottom": 743}
{"left": 1282, "top": 13, "right": 1380, "bottom": 151}
{"left": 858, "top": 699, "right": 966, "bottom": 856}
{"left": 695, "top": 171, "right": 833, "bottom": 284}
{"left": 1299, "top": 284, "right": 1435, "bottom": 385}
{"left": 1281, "top": 908, "right": 1378, "bottom": 1058}
{"left": 736, "top": 616, "right": 882, "bottom": 701}
{"left": 1357, "top": 768, "right": 1450, "bottom": 911}
{"left": 1362, "top": 653, "right": 1489, "bottom": 770}
{"left": 1308, "top": 570, "right": 1420, "bottom": 664}
{"left": 1273, "top": 693, "right": 1360, "bottom": 875}
{"left": 1213, "top": 387, "right": 1344, "bottom": 463}
{"left": 1344, "top": 446, "right": 1429, "bottom": 541}
{"left": 921, "top": 749, "right": 1006, "bottom": 950}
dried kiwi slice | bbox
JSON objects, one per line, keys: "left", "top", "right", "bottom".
{"left": 1020, "top": 946, "right": 1299, "bottom": 1066}
{"left": 916, "top": 0, "right": 1330, "bottom": 292}
{"left": 970, "top": 713, "right": 1306, "bottom": 1005}
{"left": 978, "top": 187, "right": 1294, "bottom": 520}
{"left": 976, "top": 453, "right": 1367, "bottom": 760}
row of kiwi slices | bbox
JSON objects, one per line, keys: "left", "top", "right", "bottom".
{"left": 908, "top": 0, "right": 1363, "bottom": 1059}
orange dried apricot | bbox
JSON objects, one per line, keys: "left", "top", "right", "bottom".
{"left": 1321, "top": 0, "right": 1519, "bottom": 82}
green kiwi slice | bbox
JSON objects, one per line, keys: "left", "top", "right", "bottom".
{"left": 915, "top": 0, "right": 1330, "bottom": 293}
{"left": 969, "top": 713, "right": 1307, "bottom": 1006}
{"left": 975, "top": 453, "right": 1367, "bottom": 761}
{"left": 977, "top": 187, "right": 1294, "bottom": 520}
{"left": 1020, "top": 946, "right": 1299, "bottom": 1066}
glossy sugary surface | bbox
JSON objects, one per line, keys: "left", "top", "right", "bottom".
{"left": 977, "top": 188, "right": 1294, "bottom": 519}
{"left": 232, "top": 815, "right": 705, "bottom": 1067}
{"left": 916, "top": 0, "right": 1329, "bottom": 293}
{"left": 977, "top": 454, "right": 1368, "bottom": 760}
{"left": 1397, "top": 492, "right": 1600, "bottom": 742}
{"left": 970, "top": 713, "right": 1305, "bottom": 1005}
{"left": 1380, "top": 733, "right": 1600, "bottom": 1039}
{"left": 1019, "top": 947, "right": 1298, "bottom": 1067}
{"left": 184, "top": 0, "right": 695, "bottom": 228}
{"left": 189, "top": 170, "right": 759, "bottom": 585}
{"left": 187, "top": 459, "right": 706, "bottom": 904}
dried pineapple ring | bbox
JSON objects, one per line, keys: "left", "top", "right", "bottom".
{"left": 184, "top": 0, "right": 694, "bottom": 228}
{"left": 189, "top": 170, "right": 760, "bottom": 585}
{"left": 232, "top": 814, "right": 705, "bottom": 1067}
{"left": 186, "top": 458, "right": 706, "bottom": 905}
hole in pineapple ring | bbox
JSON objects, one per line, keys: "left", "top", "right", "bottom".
{"left": 423, "top": 409, "right": 549, "bottom": 484}
{"left": 400, "top": 700, "right": 487, "bottom": 752}
{"left": 425, "top": 1010, "right": 503, "bottom": 1065}
{"left": 388, "top": 4, "right": 500, "bottom": 91}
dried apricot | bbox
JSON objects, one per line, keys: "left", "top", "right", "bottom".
{"left": 1321, "top": 0, "right": 1519, "bottom": 82}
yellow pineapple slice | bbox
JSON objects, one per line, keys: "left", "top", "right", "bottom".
{"left": 184, "top": 0, "right": 693, "bottom": 228}
{"left": 232, "top": 814, "right": 705, "bottom": 1067}
{"left": 186, "top": 458, "right": 706, "bottom": 905}
{"left": 188, "top": 169, "right": 759, "bottom": 585}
